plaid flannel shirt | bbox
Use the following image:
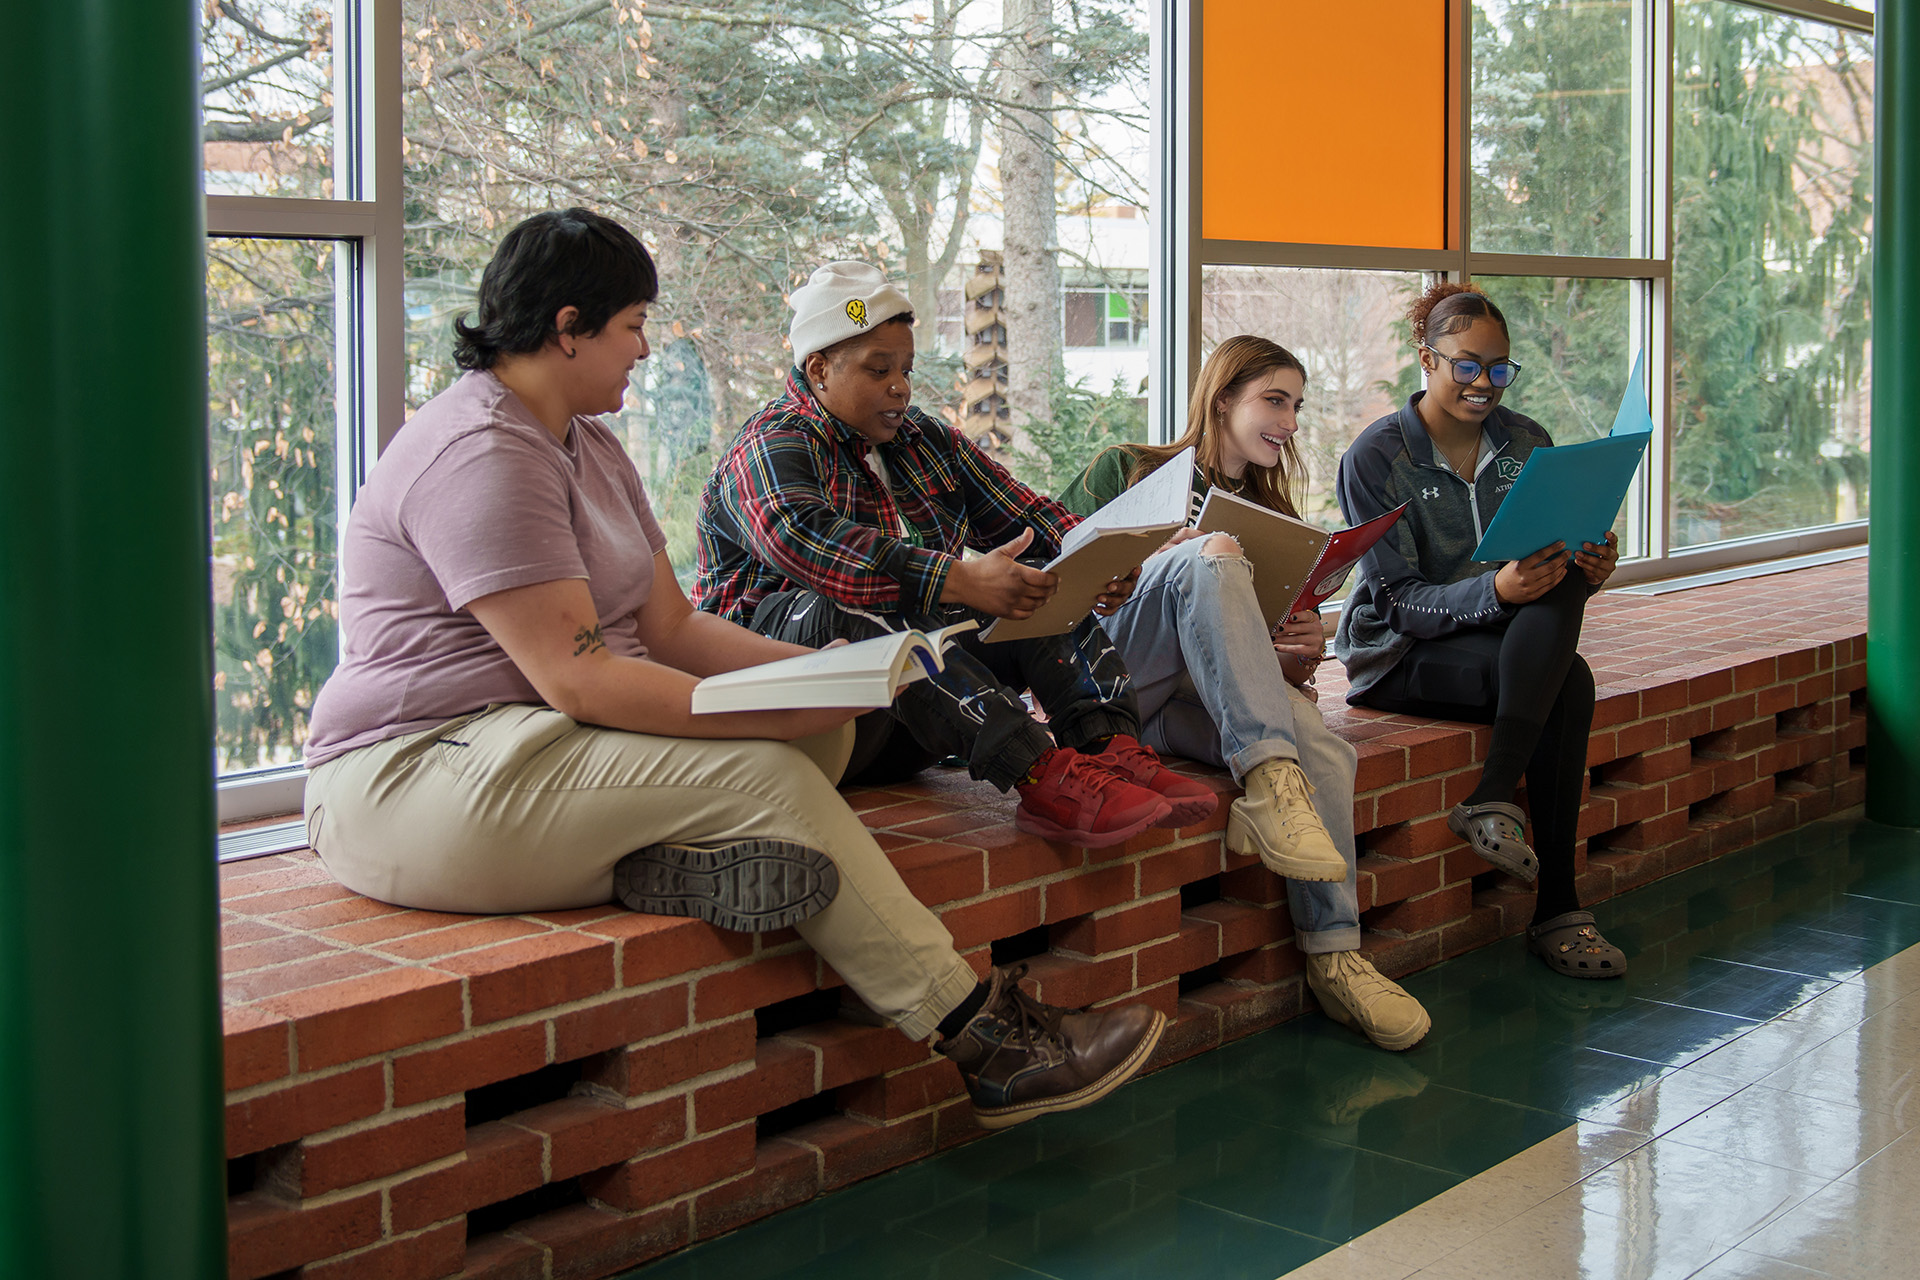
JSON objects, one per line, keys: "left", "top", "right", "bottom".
{"left": 693, "top": 368, "right": 1081, "bottom": 623}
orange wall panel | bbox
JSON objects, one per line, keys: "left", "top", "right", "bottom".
{"left": 1201, "top": 0, "right": 1448, "bottom": 248}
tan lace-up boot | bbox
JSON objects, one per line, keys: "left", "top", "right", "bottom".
{"left": 1225, "top": 758, "right": 1348, "bottom": 882}
{"left": 1307, "top": 950, "right": 1432, "bottom": 1052}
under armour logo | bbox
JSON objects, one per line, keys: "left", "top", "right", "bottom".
{"left": 1421, "top": 486, "right": 1441, "bottom": 499}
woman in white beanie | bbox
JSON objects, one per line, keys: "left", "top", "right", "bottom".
{"left": 695, "top": 261, "right": 1217, "bottom": 849}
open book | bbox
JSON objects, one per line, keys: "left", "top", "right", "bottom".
{"left": 690, "top": 621, "right": 978, "bottom": 713}
{"left": 1195, "top": 490, "right": 1410, "bottom": 629}
{"left": 1471, "top": 352, "right": 1654, "bottom": 563}
{"left": 979, "top": 447, "right": 1195, "bottom": 643}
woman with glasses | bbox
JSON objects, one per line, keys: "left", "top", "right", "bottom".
{"left": 1334, "top": 282, "right": 1627, "bottom": 980}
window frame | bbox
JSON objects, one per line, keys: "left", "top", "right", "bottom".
{"left": 1164, "top": 0, "right": 1874, "bottom": 589}
{"left": 207, "top": 0, "right": 404, "bottom": 822}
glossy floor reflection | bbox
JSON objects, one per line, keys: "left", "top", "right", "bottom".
{"left": 622, "top": 814, "right": 1920, "bottom": 1280}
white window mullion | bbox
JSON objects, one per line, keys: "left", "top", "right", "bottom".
{"left": 1449, "top": 0, "right": 1471, "bottom": 285}
{"left": 364, "top": 0, "right": 406, "bottom": 459}
{"left": 1164, "top": 0, "right": 1198, "bottom": 440}
{"left": 1650, "top": 0, "right": 1676, "bottom": 561}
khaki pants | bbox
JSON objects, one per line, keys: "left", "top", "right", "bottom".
{"left": 305, "top": 704, "right": 977, "bottom": 1041}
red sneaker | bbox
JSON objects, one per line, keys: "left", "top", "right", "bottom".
{"left": 1014, "top": 748, "right": 1170, "bottom": 848}
{"left": 1086, "top": 733, "right": 1219, "bottom": 827}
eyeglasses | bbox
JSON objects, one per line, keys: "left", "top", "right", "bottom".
{"left": 1423, "top": 343, "right": 1522, "bottom": 389}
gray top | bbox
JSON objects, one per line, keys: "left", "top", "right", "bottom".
{"left": 306, "top": 371, "right": 667, "bottom": 765}
{"left": 1332, "top": 392, "right": 1555, "bottom": 700}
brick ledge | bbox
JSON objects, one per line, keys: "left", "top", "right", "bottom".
{"left": 219, "top": 558, "right": 1869, "bottom": 1280}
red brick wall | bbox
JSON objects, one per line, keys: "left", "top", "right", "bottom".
{"left": 217, "top": 562, "right": 1868, "bottom": 1279}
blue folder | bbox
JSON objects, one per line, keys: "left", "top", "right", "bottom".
{"left": 1471, "top": 354, "right": 1653, "bottom": 563}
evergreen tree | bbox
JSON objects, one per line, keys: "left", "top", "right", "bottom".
{"left": 1668, "top": 2, "right": 1871, "bottom": 543}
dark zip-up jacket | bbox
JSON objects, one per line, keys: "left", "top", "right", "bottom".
{"left": 1333, "top": 392, "right": 1555, "bottom": 700}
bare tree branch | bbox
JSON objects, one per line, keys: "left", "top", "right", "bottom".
{"left": 204, "top": 110, "right": 331, "bottom": 143}
{"left": 202, "top": 42, "right": 319, "bottom": 97}
{"left": 214, "top": 0, "right": 312, "bottom": 48}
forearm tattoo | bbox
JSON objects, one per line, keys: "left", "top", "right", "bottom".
{"left": 572, "top": 623, "right": 606, "bottom": 657}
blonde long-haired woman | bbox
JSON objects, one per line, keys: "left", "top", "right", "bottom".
{"left": 1059, "top": 335, "right": 1431, "bottom": 1052}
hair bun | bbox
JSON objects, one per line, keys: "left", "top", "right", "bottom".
{"left": 1408, "top": 281, "right": 1507, "bottom": 345}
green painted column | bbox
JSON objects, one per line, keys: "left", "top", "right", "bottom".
{"left": 0, "top": 0, "right": 226, "bottom": 1276}
{"left": 1870, "top": 3, "right": 1920, "bottom": 828}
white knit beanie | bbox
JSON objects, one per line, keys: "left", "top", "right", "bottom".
{"left": 788, "top": 262, "right": 914, "bottom": 369}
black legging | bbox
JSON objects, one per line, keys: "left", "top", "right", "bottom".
{"left": 746, "top": 587, "right": 1140, "bottom": 791}
{"left": 1356, "top": 572, "right": 1594, "bottom": 924}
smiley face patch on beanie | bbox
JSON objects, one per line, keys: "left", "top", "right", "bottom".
{"left": 788, "top": 262, "right": 913, "bottom": 366}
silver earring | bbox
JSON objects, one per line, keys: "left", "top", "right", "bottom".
{"left": 817, "top": 383, "right": 827, "bottom": 391}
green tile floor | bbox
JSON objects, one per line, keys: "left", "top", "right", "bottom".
{"left": 623, "top": 814, "right": 1920, "bottom": 1280}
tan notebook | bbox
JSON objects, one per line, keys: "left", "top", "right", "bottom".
{"left": 1195, "top": 489, "right": 1408, "bottom": 628}
{"left": 979, "top": 448, "right": 1194, "bottom": 643}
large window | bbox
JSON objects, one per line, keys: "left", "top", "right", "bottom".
{"left": 204, "top": 0, "right": 1875, "bottom": 815}
{"left": 1178, "top": 0, "right": 1872, "bottom": 578}
{"left": 1669, "top": 2, "right": 1873, "bottom": 546}
{"left": 201, "top": 0, "right": 393, "bottom": 813}
{"left": 203, "top": 0, "right": 1155, "bottom": 812}
{"left": 206, "top": 238, "right": 341, "bottom": 772}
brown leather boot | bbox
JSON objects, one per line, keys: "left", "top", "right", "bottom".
{"left": 935, "top": 964, "right": 1166, "bottom": 1129}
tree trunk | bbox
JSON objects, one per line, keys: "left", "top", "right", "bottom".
{"left": 1000, "top": 0, "right": 1060, "bottom": 450}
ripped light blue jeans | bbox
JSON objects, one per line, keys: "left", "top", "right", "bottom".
{"left": 1098, "top": 536, "right": 1362, "bottom": 953}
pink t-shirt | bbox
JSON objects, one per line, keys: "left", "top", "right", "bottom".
{"left": 305, "top": 370, "right": 667, "bottom": 765}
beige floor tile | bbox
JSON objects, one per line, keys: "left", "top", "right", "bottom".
{"left": 1836, "top": 1124, "right": 1920, "bottom": 1186}
{"left": 1688, "top": 1249, "right": 1832, "bottom": 1278}
{"left": 1471, "top": 1122, "right": 1652, "bottom": 1199}
{"left": 1855, "top": 943, "right": 1920, "bottom": 996}
{"left": 1577, "top": 1066, "right": 1749, "bottom": 1135}
{"left": 1399, "top": 1190, "right": 1599, "bottom": 1279}
{"left": 1686, "top": 1017, "right": 1848, "bottom": 1085}
{"left": 1344, "top": 1177, "right": 1522, "bottom": 1267}
{"left": 1349, "top": 1124, "right": 1646, "bottom": 1267}
{"left": 1757, "top": 1021, "right": 1920, "bottom": 1121}
{"left": 1865, "top": 989, "right": 1920, "bottom": 1036}
{"left": 1660, "top": 1083, "right": 1909, "bottom": 1180}
{"left": 1777, "top": 985, "right": 1874, "bottom": 1027}
{"left": 1276, "top": 1244, "right": 1419, "bottom": 1280}
{"left": 1736, "top": 1177, "right": 1920, "bottom": 1278}
{"left": 1566, "top": 1138, "right": 1828, "bottom": 1253}
{"left": 1404, "top": 1186, "right": 1725, "bottom": 1280}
